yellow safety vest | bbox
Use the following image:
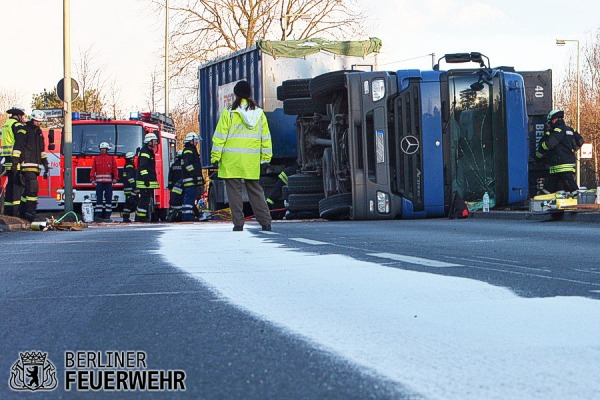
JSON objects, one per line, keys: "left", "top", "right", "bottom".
{"left": 1, "top": 118, "right": 21, "bottom": 167}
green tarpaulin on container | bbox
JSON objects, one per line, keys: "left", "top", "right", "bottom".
{"left": 256, "top": 38, "right": 382, "bottom": 59}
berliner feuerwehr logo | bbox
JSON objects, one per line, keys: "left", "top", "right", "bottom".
{"left": 9, "top": 351, "right": 58, "bottom": 391}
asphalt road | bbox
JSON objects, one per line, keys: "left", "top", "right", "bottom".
{"left": 0, "top": 225, "right": 417, "bottom": 400}
{"left": 1, "top": 217, "right": 599, "bottom": 399}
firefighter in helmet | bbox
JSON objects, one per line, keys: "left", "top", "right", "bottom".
{"left": 90, "top": 142, "right": 118, "bottom": 222}
{"left": 181, "top": 132, "right": 204, "bottom": 221}
{"left": 121, "top": 151, "right": 137, "bottom": 222}
{"left": 135, "top": 132, "right": 159, "bottom": 222}
{"left": 166, "top": 150, "right": 184, "bottom": 222}
{"left": 1, "top": 105, "right": 26, "bottom": 216}
{"left": 11, "top": 110, "right": 49, "bottom": 222}
{"left": 535, "top": 109, "right": 584, "bottom": 195}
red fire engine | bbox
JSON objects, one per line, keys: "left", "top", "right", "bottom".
{"left": 54, "top": 111, "right": 177, "bottom": 220}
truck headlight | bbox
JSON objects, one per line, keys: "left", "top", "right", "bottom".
{"left": 372, "top": 79, "right": 385, "bottom": 102}
{"left": 376, "top": 191, "right": 390, "bottom": 213}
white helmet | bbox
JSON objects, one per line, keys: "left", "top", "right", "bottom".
{"left": 144, "top": 132, "right": 158, "bottom": 143}
{"left": 185, "top": 132, "right": 199, "bottom": 143}
{"left": 6, "top": 105, "right": 26, "bottom": 115}
{"left": 30, "top": 110, "right": 47, "bottom": 122}
{"left": 99, "top": 142, "right": 111, "bottom": 150}
{"left": 125, "top": 151, "right": 135, "bottom": 159}
{"left": 177, "top": 150, "right": 183, "bottom": 156}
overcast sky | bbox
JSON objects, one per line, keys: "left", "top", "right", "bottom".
{"left": 1, "top": 0, "right": 598, "bottom": 113}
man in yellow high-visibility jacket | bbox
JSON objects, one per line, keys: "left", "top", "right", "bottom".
{"left": 211, "top": 80, "right": 272, "bottom": 231}
{"left": 1, "top": 105, "right": 26, "bottom": 216}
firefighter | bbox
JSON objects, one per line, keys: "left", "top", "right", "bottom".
{"left": 168, "top": 150, "right": 183, "bottom": 190}
{"left": 121, "top": 151, "right": 137, "bottom": 222}
{"left": 266, "top": 164, "right": 299, "bottom": 209}
{"left": 1, "top": 105, "right": 26, "bottom": 216}
{"left": 535, "top": 109, "right": 585, "bottom": 195}
{"left": 166, "top": 150, "right": 184, "bottom": 222}
{"left": 211, "top": 80, "right": 272, "bottom": 231}
{"left": 135, "top": 132, "right": 159, "bottom": 222}
{"left": 11, "top": 110, "right": 49, "bottom": 222}
{"left": 181, "top": 132, "right": 204, "bottom": 221}
{"left": 90, "top": 142, "right": 118, "bottom": 222}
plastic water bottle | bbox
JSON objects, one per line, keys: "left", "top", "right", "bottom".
{"left": 482, "top": 192, "right": 490, "bottom": 213}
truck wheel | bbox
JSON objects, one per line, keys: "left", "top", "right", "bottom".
{"left": 281, "top": 79, "right": 311, "bottom": 100}
{"left": 287, "top": 193, "right": 325, "bottom": 212}
{"left": 310, "top": 70, "right": 356, "bottom": 103}
{"left": 319, "top": 193, "right": 352, "bottom": 220}
{"left": 283, "top": 98, "right": 327, "bottom": 116}
{"left": 287, "top": 173, "right": 324, "bottom": 194}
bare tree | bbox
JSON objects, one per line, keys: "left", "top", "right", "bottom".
{"left": 75, "top": 46, "right": 107, "bottom": 113}
{"left": 145, "top": 68, "right": 162, "bottom": 112}
{"left": 105, "top": 78, "right": 125, "bottom": 119}
{"left": 0, "top": 88, "right": 21, "bottom": 126}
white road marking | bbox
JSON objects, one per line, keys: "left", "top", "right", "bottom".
{"left": 368, "top": 252, "right": 463, "bottom": 267}
{"left": 290, "top": 238, "right": 331, "bottom": 245}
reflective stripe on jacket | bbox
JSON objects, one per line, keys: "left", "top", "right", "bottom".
{"left": 210, "top": 101, "right": 272, "bottom": 179}
{"left": 136, "top": 145, "right": 159, "bottom": 188}
{"left": 90, "top": 153, "right": 118, "bottom": 183}
{"left": 1, "top": 118, "right": 22, "bottom": 167}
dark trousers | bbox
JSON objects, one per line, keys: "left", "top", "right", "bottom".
{"left": 95, "top": 182, "right": 113, "bottom": 218}
{"left": 546, "top": 172, "right": 578, "bottom": 193}
{"left": 18, "top": 171, "right": 39, "bottom": 221}
{"left": 3, "top": 171, "right": 21, "bottom": 216}
{"left": 225, "top": 178, "right": 271, "bottom": 228}
{"left": 182, "top": 186, "right": 197, "bottom": 221}
{"left": 136, "top": 189, "right": 153, "bottom": 222}
{"left": 122, "top": 191, "right": 138, "bottom": 220}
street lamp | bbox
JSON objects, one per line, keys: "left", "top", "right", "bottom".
{"left": 556, "top": 38, "right": 581, "bottom": 187}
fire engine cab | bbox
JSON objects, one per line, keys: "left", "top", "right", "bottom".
{"left": 55, "top": 111, "right": 177, "bottom": 220}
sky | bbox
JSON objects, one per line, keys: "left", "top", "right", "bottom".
{"left": 159, "top": 223, "right": 600, "bottom": 399}
{"left": 1, "top": 0, "right": 599, "bottom": 114}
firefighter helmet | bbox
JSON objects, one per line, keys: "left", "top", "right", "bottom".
{"left": 177, "top": 150, "right": 183, "bottom": 156}
{"left": 30, "top": 110, "right": 47, "bottom": 122}
{"left": 6, "top": 105, "right": 25, "bottom": 115}
{"left": 185, "top": 132, "right": 199, "bottom": 142}
{"left": 125, "top": 151, "right": 135, "bottom": 159}
{"left": 99, "top": 142, "right": 111, "bottom": 150}
{"left": 547, "top": 109, "right": 564, "bottom": 122}
{"left": 144, "top": 132, "right": 158, "bottom": 143}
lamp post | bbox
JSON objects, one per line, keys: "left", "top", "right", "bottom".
{"left": 556, "top": 38, "right": 581, "bottom": 187}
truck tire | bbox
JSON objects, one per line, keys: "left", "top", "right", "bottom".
{"left": 309, "top": 70, "right": 356, "bottom": 103}
{"left": 276, "top": 85, "right": 285, "bottom": 101}
{"left": 281, "top": 78, "right": 311, "bottom": 99}
{"left": 319, "top": 193, "right": 352, "bottom": 220}
{"left": 287, "top": 173, "right": 324, "bottom": 194}
{"left": 208, "top": 184, "right": 226, "bottom": 211}
{"left": 287, "top": 193, "right": 324, "bottom": 212}
{"left": 283, "top": 98, "right": 327, "bottom": 116}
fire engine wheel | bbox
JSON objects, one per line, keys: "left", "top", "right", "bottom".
{"left": 287, "top": 173, "right": 324, "bottom": 194}
{"left": 287, "top": 193, "right": 325, "bottom": 212}
{"left": 309, "top": 70, "right": 357, "bottom": 103}
{"left": 319, "top": 193, "right": 352, "bottom": 221}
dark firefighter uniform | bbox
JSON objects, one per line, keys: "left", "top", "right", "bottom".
{"left": 12, "top": 120, "right": 49, "bottom": 221}
{"left": 535, "top": 110, "right": 584, "bottom": 194}
{"left": 166, "top": 151, "right": 184, "bottom": 222}
{"left": 181, "top": 140, "right": 204, "bottom": 221}
{"left": 135, "top": 140, "right": 159, "bottom": 222}
{"left": 121, "top": 153, "right": 137, "bottom": 222}
{"left": 266, "top": 164, "right": 299, "bottom": 208}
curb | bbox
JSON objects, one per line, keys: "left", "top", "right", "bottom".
{"left": 470, "top": 210, "right": 600, "bottom": 223}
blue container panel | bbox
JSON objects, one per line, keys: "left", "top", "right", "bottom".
{"left": 198, "top": 47, "right": 262, "bottom": 166}
{"left": 265, "top": 109, "right": 297, "bottom": 159}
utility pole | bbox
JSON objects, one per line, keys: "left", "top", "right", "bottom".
{"left": 63, "top": 0, "right": 73, "bottom": 212}
{"left": 165, "top": 0, "right": 169, "bottom": 116}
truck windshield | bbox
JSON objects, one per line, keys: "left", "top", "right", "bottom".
{"left": 71, "top": 124, "right": 144, "bottom": 156}
{"left": 447, "top": 72, "right": 502, "bottom": 203}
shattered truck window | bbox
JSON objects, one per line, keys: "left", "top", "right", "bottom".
{"left": 448, "top": 74, "right": 500, "bottom": 206}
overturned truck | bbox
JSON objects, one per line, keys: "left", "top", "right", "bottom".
{"left": 283, "top": 52, "right": 534, "bottom": 219}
